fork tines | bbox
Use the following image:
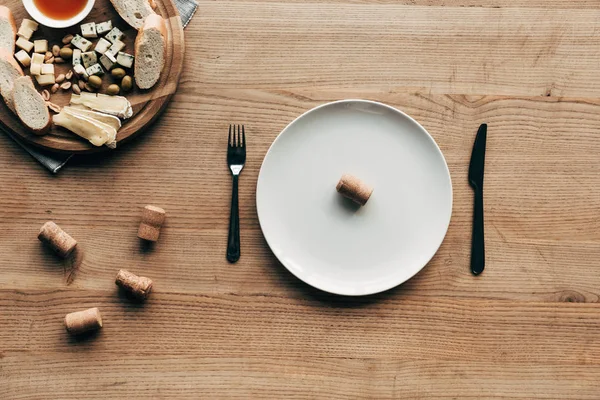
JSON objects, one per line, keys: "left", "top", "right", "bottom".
{"left": 228, "top": 125, "right": 245, "bottom": 147}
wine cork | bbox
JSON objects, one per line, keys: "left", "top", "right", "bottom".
{"left": 115, "top": 269, "right": 153, "bottom": 300}
{"left": 38, "top": 221, "right": 77, "bottom": 258}
{"left": 137, "top": 205, "right": 166, "bottom": 242}
{"left": 64, "top": 307, "right": 103, "bottom": 335}
{"left": 336, "top": 174, "right": 373, "bottom": 206}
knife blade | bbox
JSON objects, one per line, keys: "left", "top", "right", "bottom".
{"left": 468, "top": 124, "right": 487, "bottom": 275}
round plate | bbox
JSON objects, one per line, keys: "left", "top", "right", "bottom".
{"left": 256, "top": 100, "right": 453, "bottom": 296}
{"left": 0, "top": 0, "right": 184, "bottom": 153}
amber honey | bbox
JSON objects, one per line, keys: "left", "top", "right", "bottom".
{"left": 32, "top": 0, "right": 88, "bottom": 20}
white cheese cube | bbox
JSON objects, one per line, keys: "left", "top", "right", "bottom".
{"left": 17, "top": 25, "right": 34, "bottom": 40}
{"left": 81, "top": 51, "right": 97, "bottom": 68}
{"left": 31, "top": 53, "right": 45, "bottom": 65}
{"left": 96, "top": 20, "right": 112, "bottom": 35}
{"left": 73, "top": 64, "right": 89, "bottom": 80}
{"left": 99, "top": 52, "right": 116, "bottom": 71}
{"left": 20, "top": 19, "right": 39, "bottom": 32}
{"left": 41, "top": 63, "right": 54, "bottom": 75}
{"left": 71, "top": 35, "right": 93, "bottom": 52}
{"left": 30, "top": 62, "right": 42, "bottom": 76}
{"left": 94, "top": 38, "right": 111, "bottom": 55}
{"left": 106, "top": 40, "right": 125, "bottom": 57}
{"left": 86, "top": 63, "right": 104, "bottom": 76}
{"left": 35, "top": 74, "right": 55, "bottom": 86}
{"left": 14, "top": 50, "right": 31, "bottom": 67}
{"left": 16, "top": 37, "right": 34, "bottom": 52}
{"left": 81, "top": 22, "right": 97, "bottom": 38}
{"left": 72, "top": 49, "right": 82, "bottom": 66}
{"left": 105, "top": 27, "right": 124, "bottom": 44}
{"left": 116, "top": 51, "right": 134, "bottom": 68}
{"left": 34, "top": 39, "right": 48, "bottom": 54}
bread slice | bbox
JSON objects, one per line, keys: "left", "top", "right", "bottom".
{"left": 0, "top": 6, "right": 16, "bottom": 52}
{"left": 134, "top": 14, "right": 166, "bottom": 90}
{"left": 12, "top": 76, "right": 51, "bottom": 135}
{"left": 0, "top": 48, "right": 23, "bottom": 111}
{"left": 109, "top": 0, "right": 157, "bottom": 29}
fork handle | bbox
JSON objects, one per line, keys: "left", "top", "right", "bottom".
{"left": 227, "top": 174, "right": 241, "bottom": 263}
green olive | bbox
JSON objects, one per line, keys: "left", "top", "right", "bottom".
{"left": 111, "top": 68, "right": 126, "bottom": 79}
{"left": 59, "top": 47, "right": 73, "bottom": 59}
{"left": 106, "top": 84, "right": 120, "bottom": 96}
{"left": 88, "top": 75, "right": 102, "bottom": 89}
{"left": 121, "top": 75, "right": 133, "bottom": 92}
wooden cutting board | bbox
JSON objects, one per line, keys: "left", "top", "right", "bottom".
{"left": 0, "top": 0, "right": 184, "bottom": 153}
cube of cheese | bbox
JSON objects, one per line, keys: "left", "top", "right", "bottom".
{"left": 31, "top": 53, "right": 45, "bottom": 65}
{"left": 96, "top": 20, "right": 112, "bottom": 35}
{"left": 81, "top": 22, "right": 97, "bottom": 38}
{"left": 35, "top": 74, "right": 55, "bottom": 86}
{"left": 116, "top": 51, "right": 134, "bottom": 69}
{"left": 72, "top": 49, "right": 82, "bottom": 66}
{"left": 94, "top": 38, "right": 111, "bottom": 55}
{"left": 41, "top": 63, "right": 54, "bottom": 75}
{"left": 107, "top": 40, "right": 125, "bottom": 57}
{"left": 86, "top": 63, "right": 104, "bottom": 76}
{"left": 30, "top": 63, "right": 42, "bottom": 75}
{"left": 99, "top": 52, "right": 116, "bottom": 71}
{"left": 20, "top": 19, "right": 39, "bottom": 32}
{"left": 73, "top": 64, "right": 89, "bottom": 80}
{"left": 16, "top": 37, "right": 34, "bottom": 52}
{"left": 105, "top": 27, "right": 124, "bottom": 44}
{"left": 17, "top": 25, "right": 34, "bottom": 40}
{"left": 14, "top": 50, "right": 31, "bottom": 67}
{"left": 71, "top": 35, "right": 93, "bottom": 52}
{"left": 81, "top": 51, "right": 97, "bottom": 68}
{"left": 34, "top": 39, "right": 48, "bottom": 54}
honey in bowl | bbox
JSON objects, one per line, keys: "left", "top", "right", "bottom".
{"left": 32, "top": 0, "right": 88, "bottom": 20}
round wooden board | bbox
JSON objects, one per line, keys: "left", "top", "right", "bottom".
{"left": 0, "top": 0, "right": 184, "bottom": 153}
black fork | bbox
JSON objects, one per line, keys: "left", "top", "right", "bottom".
{"left": 227, "top": 125, "right": 246, "bottom": 262}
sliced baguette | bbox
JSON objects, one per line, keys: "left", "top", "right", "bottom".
{"left": 0, "top": 48, "right": 24, "bottom": 111}
{"left": 0, "top": 6, "right": 16, "bottom": 52}
{"left": 109, "top": 0, "right": 157, "bottom": 29}
{"left": 134, "top": 14, "right": 166, "bottom": 90}
{"left": 12, "top": 76, "right": 51, "bottom": 135}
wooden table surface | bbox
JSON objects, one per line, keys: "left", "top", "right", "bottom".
{"left": 2, "top": 1, "right": 600, "bottom": 398}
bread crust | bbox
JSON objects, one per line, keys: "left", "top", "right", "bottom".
{"left": 12, "top": 76, "right": 51, "bottom": 135}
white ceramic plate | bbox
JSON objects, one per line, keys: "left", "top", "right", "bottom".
{"left": 256, "top": 100, "right": 452, "bottom": 296}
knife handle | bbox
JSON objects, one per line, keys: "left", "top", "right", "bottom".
{"left": 471, "top": 188, "right": 485, "bottom": 275}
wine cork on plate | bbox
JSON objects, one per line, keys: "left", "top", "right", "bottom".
{"left": 64, "top": 307, "right": 102, "bottom": 335}
{"left": 336, "top": 174, "right": 373, "bottom": 206}
{"left": 38, "top": 221, "right": 77, "bottom": 258}
{"left": 116, "top": 269, "right": 153, "bottom": 300}
{"left": 137, "top": 205, "right": 166, "bottom": 242}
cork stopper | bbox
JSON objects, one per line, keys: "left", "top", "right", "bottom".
{"left": 64, "top": 307, "right": 103, "bottom": 335}
{"left": 336, "top": 174, "right": 373, "bottom": 206}
{"left": 137, "top": 205, "right": 166, "bottom": 242}
{"left": 115, "top": 269, "right": 153, "bottom": 300}
{"left": 38, "top": 221, "right": 77, "bottom": 258}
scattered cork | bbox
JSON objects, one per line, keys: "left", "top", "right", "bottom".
{"left": 336, "top": 174, "right": 373, "bottom": 206}
{"left": 137, "top": 205, "right": 166, "bottom": 242}
{"left": 38, "top": 221, "right": 77, "bottom": 258}
{"left": 64, "top": 307, "right": 102, "bottom": 335}
{"left": 116, "top": 269, "right": 153, "bottom": 300}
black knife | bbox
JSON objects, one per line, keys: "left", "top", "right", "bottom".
{"left": 468, "top": 124, "right": 487, "bottom": 275}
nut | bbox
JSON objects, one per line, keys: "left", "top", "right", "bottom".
{"left": 52, "top": 45, "right": 60, "bottom": 57}
{"left": 78, "top": 79, "right": 85, "bottom": 89}
{"left": 111, "top": 68, "right": 126, "bottom": 79}
{"left": 72, "top": 84, "right": 81, "bottom": 94}
{"left": 44, "top": 51, "right": 53, "bottom": 62}
{"left": 45, "top": 56, "right": 54, "bottom": 64}
{"left": 59, "top": 48, "right": 73, "bottom": 60}
{"left": 84, "top": 83, "right": 96, "bottom": 92}
{"left": 121, "top": 76, "right": 133, "bottom": 92}
{"left": 55, "top": 74, "right": 65, "bottom": 84}
{"left": 65, "top": 70, "right": 73, "bottom": 80}
{"left": 51, "top": 83, "right": 59, "bottom": 93}
{"left": 62, "top": 34, "right": 73, "bottom": 44}
{"left": 106, "top": 84, "right": 120, "bottom": 95}
{"left": 88, "top": 75, "right": 102, "bottom": 89}
{"left": 46, "top": 101, "right": 61, "bottom": 113}
{"left": 60, "top": 82, "right": 72, "bottom": 90}
{"left": 54, "top": 57, "right": 65, "bottom": 64}
{"left": 41, "top": 90, "right": 50, "bottom": 101}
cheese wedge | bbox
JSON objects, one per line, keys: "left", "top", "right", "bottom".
{"left": 53, "top": 109, "right": 117, "bottom": 147}
{"left": 70, "top": 92, "right": 133, "bottom": 119}
{"left": 64, "top": 106, "right": 122, "bottom": 131}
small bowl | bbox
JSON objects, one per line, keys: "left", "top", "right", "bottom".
{"left": 22, "top": 0, "right": 95, "bottom": 29}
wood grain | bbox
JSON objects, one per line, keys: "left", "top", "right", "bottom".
{"left": 1, "top": 0, "right": 600, "bottom": 398}
{"left": 0, "top": 0, "right": 184, "bottom": 153}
